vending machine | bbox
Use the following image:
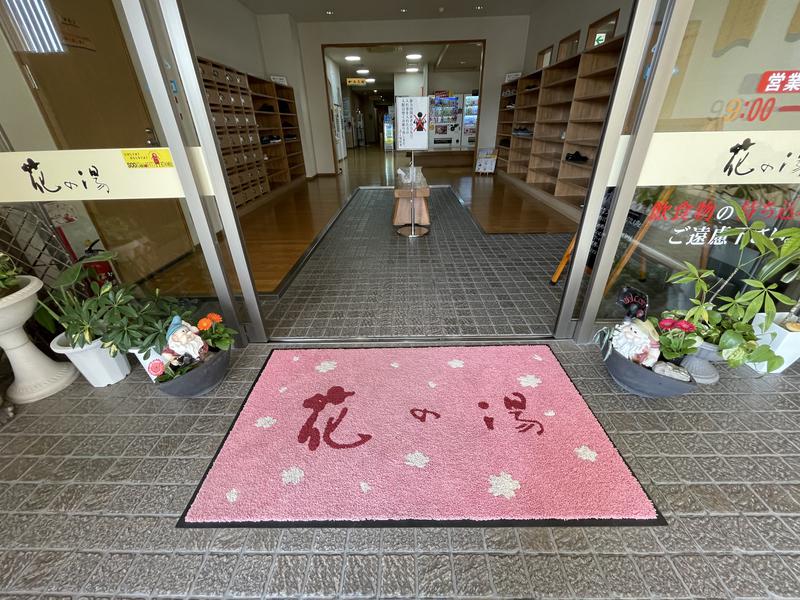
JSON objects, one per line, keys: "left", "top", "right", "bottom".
{"left": 461, "top": 95, "right": 479, "bottom": 149}
{"left": 428, "top": 94, "right": 462, "bottom": 148}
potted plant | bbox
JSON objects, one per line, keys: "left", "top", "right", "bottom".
{"left": 0, "top": 253, "right": 77, "bottom": 403}
{"left": 663, "top": 200, "right": 797, "bottom": 377}
{"left": 751, "top": 302, "right": 800, "bottom": 374}
{"left": 150, "top": 312, "right": 236, "bottom": 397}
{"left": 595, "top": 317, "right": 698, "bottom": 398}
{"left": 101, "top": 291, "right": 192, "bottom": 381}
{"left": 39, "top": 255, "right": 131, "bottom": 387}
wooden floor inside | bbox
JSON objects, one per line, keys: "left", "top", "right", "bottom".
{"left": 146, "top": 146, "right": 577, "bottom": 295}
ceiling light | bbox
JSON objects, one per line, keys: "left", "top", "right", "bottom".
{"left": 356, "top": 68, "right": 369, "bottom": 74}
{"left": 474, "top": 5, "right": 484, "bottom": 10}
{"left": 406, "top": 53, "right": 422, "bottom": 60}
{"left": 400, "top": 7, "right": 407, "bottom": 12}
{"left": 344, "top": 55, "right": 360, "bottom": 62}
{"left": 373, "top": 89, "right": 378, "bottom": 92}
{"left": 406, "top": 67, "right": 419, "bottom": 73}
{"left": 2, "top": 0, "right": 65, "bottom": 53}
{"left": 325, "top": 9, "right": 334, "bottom": 15}
{"left": 365, "top": 78, "right": 376, "bottom": 83}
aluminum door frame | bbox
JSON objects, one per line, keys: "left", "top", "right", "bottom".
{"left": 571, "top": 0, "right": 695, "bottom": 343}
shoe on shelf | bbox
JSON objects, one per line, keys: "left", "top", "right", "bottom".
{"left": 505, "top": 103, "right": 516, "bottom": 109}
{"left": 565, "top": 151, "right": 589, "bottom": 163}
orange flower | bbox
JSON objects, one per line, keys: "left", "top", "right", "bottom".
{"left": 197, "top": 317, "right": 212, "bottom": 331}
{"left": 207, "top": 312, "right": 223, "bottom": 323}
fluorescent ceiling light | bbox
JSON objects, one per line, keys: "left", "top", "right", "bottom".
{"left": 373, "top": 89, "right": 378, "bottom": 92}
{"left": 325, "top": 9, "right": 334, "bottom": 15}
{"left": 400, "top": 8, "right": 407, "bottom": 13}
{"left": 405, "top": 53, "right": 422, "bottom": 60}
{"left": 405, "top": 67, "right": 419, "bottom": 73}
{"left": 356, "top": 68, "right": 369, "bottom": 74}
{"left": 2, "top": 0, "right": 65, "bottom": 53}
{"left": 365, "top": 77, "right": 376, "bottom": 83}
{"left": 344, "top": 55, "right": 360, "bottom": 61}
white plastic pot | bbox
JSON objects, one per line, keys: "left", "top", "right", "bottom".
{"left": 751, "top": 312, "right": 800, "bottom": 374}
{"left": 50, "top": 333, "right": 130, "bottom": 387}
{"left": 0, "top": 276, "right": 78, "bottom": 403}
{"left": 130, "top": 347, "right": 165, "bottom": 381}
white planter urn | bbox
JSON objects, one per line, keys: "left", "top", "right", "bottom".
{"left": 751, "top": 312, "right": 800, "bottom": 374}
{"left": 0, "top": 276, "right": 78, "bottom": 404}
{"left": 130, "top": 347, "right": 165, "bottom": 381}
{"left": 50, "top": 333, "right": 130, "bottom": 387}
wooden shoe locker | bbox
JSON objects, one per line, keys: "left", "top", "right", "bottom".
{"left": 197, "top": 57, "right": 305, "bottom": 214}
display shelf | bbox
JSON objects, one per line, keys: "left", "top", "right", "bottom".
{"left": 493, "top": 31, "right": 624, "bottom": 208}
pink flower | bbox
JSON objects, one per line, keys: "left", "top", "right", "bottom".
{"left": 675, "top": 320, "right": 696, "bottom": 333}
{"left": 658, "top": 318, "right": 676, "bottom": 330}
{"left": 147, "top": 360, "right": 165, "bottom": 377}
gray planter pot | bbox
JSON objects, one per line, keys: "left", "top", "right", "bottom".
{"left": 695, "top": 341, "right": 726, "bottom": 363}
{"left": 601, "top": 342, "right": 697, "bottom": 398}
{"left": 156, "top": 350, "right": 230, "bottom": 397}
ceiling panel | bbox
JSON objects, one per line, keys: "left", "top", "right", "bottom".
{"left": 240, "top": 0, "right": 536, "bottom": 21}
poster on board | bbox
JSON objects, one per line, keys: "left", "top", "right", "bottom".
{"left": 395, "top": 96, "right": 429, "bottom": 151}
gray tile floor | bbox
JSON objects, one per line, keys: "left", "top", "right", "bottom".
{"left": 1, "top": 340, "right": 799, "bottom": 598}
{"left": 260, "top": 188, "right": 570, "bottom": 339}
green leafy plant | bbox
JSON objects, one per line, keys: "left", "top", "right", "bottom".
{"left": 665, "top": 198, "right": 798, "bottom": 372}
{"left": 0, "top": 253, "right": 20, "bottom": 296}
{"left": 102, "top": 291, "right": 191, "bottom": 358}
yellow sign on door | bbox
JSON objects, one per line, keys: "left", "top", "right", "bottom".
{"left": 121, "top": 149, "right": 174, "bottom": 169}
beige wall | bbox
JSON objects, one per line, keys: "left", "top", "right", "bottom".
{"left": 182, "top": 0, "right": 266, "bottom": 77}
{"left": 295, "top": 15, "right": 529, "bottom": 175}
{"left": 523, "top": 0, "right": 634, "bottom": 70}
{"left": 428, "top": 70, "right": 481, "bottom": 95}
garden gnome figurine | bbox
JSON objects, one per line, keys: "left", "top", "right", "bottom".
{"left": 161, "top": 315, "right": 207, "bottom": 367}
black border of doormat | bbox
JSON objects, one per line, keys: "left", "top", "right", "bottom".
{"left": 177, "top": 344, "right": 667, "bottom": 529}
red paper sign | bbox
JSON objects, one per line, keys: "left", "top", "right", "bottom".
{"left": 757, "top": 70, "right": 800, "bottom": 93}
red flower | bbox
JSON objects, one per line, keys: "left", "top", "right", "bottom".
{"left": 207, "top": 312, "right": 223, "bottom": 323}
{"left": 658, "top": 318, "right": 676, "bottom": 330}
{"left": 675, "top": 320, "right": 696, "bottom": 333}
{"left": 147, "top": 359, "right": 165, "bottom": 377}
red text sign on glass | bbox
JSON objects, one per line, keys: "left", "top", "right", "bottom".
{"left": 757, "top": 71, "right": 800, "bottom": 93}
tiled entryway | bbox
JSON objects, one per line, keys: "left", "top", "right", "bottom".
{"left": 1, "top": 341, "right": 799, "bottom": 598}
{"left": 261, "top": 187, "right": 570, "bottom": 339}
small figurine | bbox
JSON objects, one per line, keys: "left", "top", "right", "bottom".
{"left": 611, "top": 318, "right": 660, "bottom": 367}
{"left": 161, "top": 315, "right": 207, "bottom": 367}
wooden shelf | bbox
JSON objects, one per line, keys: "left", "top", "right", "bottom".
{"left": 582, "top": 64, "right": 618, "bottom": 79}
{"left": 544, "top": 74, "right": 578, "bottom": 88}
{"left": 565, "top": 138, "right": 600, "bottom": 146}
{"left": 562, "top": 159, "right": 594, "bottom": 170}
{"left": 530, "top": 167, "right": 560, "bottom": 177}
{"left": 493, "top": 34, "right": 623, "bottom": 201}
{"left": 574, "top": 92, "right": 611, "bottom": 101}
{"left": 559, "top": 176, "right": 589, "bottom": 188}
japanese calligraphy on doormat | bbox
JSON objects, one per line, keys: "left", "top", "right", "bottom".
{"left": 180, "top": 346, "right": 659, "bottom": 526}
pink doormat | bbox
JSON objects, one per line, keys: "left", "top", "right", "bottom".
{"left": 180, "top": 345, "right": 661, "bottom": 527}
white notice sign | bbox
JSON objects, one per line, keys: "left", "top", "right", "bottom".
{"left": 395, "top": 96, "right": 430, "bottom": 151}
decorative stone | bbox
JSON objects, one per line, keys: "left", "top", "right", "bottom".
{"left": 652, "top": 360, "right": 692, "bottom": 382}
{"left": 680, "top": 355, "right": 720, "bottom": 385}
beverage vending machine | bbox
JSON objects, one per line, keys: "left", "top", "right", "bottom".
{"left": 428, "top": 94, "right": 462, "bottom": 148}
{"left": 461, "top": 95, "right": 479, "bottom": 149}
